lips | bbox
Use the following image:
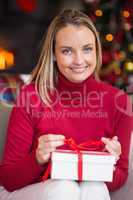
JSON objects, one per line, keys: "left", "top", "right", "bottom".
{"left": 70, "top": 66, "right": 88, "bottom": 73}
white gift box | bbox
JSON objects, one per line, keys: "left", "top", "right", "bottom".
{"left": 51, "top": 150, "right": 116, "bottom": 182}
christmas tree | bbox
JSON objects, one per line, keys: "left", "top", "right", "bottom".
{"left": 83, "top": 0, "right": 133, "bottom": 94}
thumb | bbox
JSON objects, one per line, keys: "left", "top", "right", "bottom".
{"left": 101, "top": 137, "right": 110, "bottom": 144}
{"left": 112, "top": 136, "right": 118, "bottom": 141}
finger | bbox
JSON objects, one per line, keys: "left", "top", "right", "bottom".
{"left": 105, "top": 142, "right": 120, "bottom": 153}
{"left": 40, "top": 153, "right": 51, "bottom": 162}
{"left": 112, "top": 136, "right": 118, "bottom": 141}
{"left": 101, "top": 137, "right": 110, "bottom": 144}
{"left": 101, "top": 138, "right": 119, "bottom": 155}
{"left": 38, "top": 147, "right": 56, "bottom": 154}
{"left": 105, "top": 145, "right": 120, "bottom": 162}
{"left": 104, "top": 141, "right": 121, "bottom": 157}
{"left": 38, "top": 140, "right": 64, "bottom": 150}
{"left": 104, "top": 144, "right": 120, "bottom": 158}
{"left": 101, "top": 137, "right": 121, "bottom": 160}
{"left": 108, "top": 139, "right": 120, "bottom": 147}
{"left": 44, "top": 140, "right": 65, "bottom": 149}
{"left": 101, "top": 137, "right": 118, "bottom": 145}
{"left": 105, "top": 145, "right": 116, "bottom": 155}
{"left": 37, "top": 149, "right": 51, "bottom": 162}
{"left": 40, "top": 134, "right": 65, "bottom": 142}
{"left": 107, "top": 138, "right": 121, "bottom": 149}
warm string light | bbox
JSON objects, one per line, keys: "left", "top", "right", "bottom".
{"left": 122, "top": 10, "right": 130, "bottom": 18}
{"left": 125, "top": 61, "right": 133, "bottom": 71}
{"left": 122, "top": 10, "right": 132, "bottom": 31}
{"left": 124, "top": 23, "right": 132, "bottom": 31}
{"left": 105, "top": 34, "right": 114, "bottom": 42}
{"left": 95, "top": 9, "right": 103, "bottom": 17}
{"left": 128, "top": 43, "right": 133, "bottom": 52}
{"left": 0, "top": 49, "right": 14, "bottom": 70}
{"left": 0, "top": 54, "right": 5, "bottom": 69}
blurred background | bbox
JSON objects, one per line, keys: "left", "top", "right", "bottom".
{"left": 0, "top": 0, "right": 133, "bottom": 105}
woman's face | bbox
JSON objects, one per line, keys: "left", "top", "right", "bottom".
{"left": 54, "top": 24, "right": 97, "bottom": 83}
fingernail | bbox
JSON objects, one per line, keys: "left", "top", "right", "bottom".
{"left": 113, "top": 136, "right": 118, "bottom": 140}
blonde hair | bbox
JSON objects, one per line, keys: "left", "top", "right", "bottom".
{"left": 31, "top": 9, "right": 102, "bottom": 107}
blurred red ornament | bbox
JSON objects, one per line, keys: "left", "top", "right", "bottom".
{"left": 89, "top": 14, "right": 97, "bottom": 22}
{"left": 113, "top": 50, "right": 126, "bottom": 61}
{"left": 102, "top": 50, "right": 112, "bottom": 65}
{"left": 114, "top": 31, "right": 124, "bottom": 43}
{"left": 100, "top": 71, "right": 117, "bottom": 85}
{"left": 16, "top": 0, "right": 37, "bottom": 13}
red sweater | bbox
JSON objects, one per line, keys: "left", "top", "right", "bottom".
{"left": 0, "top": 74, "right": 132, "bottom": 192}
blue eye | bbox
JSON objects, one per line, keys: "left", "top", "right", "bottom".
{"left": 62, "top": 49, "right": 72, "bottom": 55}
{"left": 84, "top": 47, "right": 93, "bottom": 53}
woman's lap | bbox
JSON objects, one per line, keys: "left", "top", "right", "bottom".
{"left": 0, "top": 179, "right": 110, "bottom": 200}
{"left": 0, "top": 182, "right": 46, "bottom": 200}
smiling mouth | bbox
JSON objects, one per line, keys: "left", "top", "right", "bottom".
{"left": 70, "top": 66, "right": 88, "bottom": 73}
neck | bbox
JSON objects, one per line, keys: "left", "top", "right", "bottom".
{"left": 57, "top": 72, "right": 96, "bottom": 92}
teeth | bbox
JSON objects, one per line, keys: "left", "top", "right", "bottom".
{"left": 71, "top": 67, "right": 87, "bottom": 73}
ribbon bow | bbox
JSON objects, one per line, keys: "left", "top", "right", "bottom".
{"left": 42, "top": 138, "right": 105, "bottom": 181}
{"left": 64, "top": 138, "right": 105, "bottom": 151}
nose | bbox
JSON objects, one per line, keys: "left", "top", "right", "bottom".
{"left": 74, "top": 52, "right": 84, "bottom": 66}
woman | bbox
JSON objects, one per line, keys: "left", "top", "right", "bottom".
{"left": 0, "top": 9, "right": 132, "bottom": 200}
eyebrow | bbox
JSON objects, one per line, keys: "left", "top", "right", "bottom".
{"left": 83, "top": 43, "right": 95, "bottom": 47}
{"left": 60, "top": 43, "right": 95, "bottom": 49}
{"left": 60, "top": 46, "right": 72, "bottom": 49}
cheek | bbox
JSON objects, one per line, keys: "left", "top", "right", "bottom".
{"left": 57, "top": 55, "right": 73, "bottom": 68}
{"left": 86, "top": 53, "right": 96, "bottom": 64}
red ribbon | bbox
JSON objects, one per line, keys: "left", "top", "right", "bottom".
{"left": 42, "top": 138, "right": 105, "bottom": 181}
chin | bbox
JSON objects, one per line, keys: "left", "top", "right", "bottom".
{"left": 69, "top": 76, "right": 89, "bottom": 83}
{"left": 72, "top": 73, "right": 91, "bottom": 82}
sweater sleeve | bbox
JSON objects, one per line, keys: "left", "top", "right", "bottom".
{"left": 106, "top": 93, "right": 133, "bottom": 191}
{"left": 0, "top": 86, "right": 46, "bottom": 192}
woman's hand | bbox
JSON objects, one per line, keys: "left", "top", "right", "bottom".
{"left": 36, "top": 134, "right": 65, "bottom": 165}
{"left": 101, "top": 136, "right": 121, "bottom": 162}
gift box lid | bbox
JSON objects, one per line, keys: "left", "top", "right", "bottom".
{"left": 52, "top": 150, "right": 116, "bottom": 164}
